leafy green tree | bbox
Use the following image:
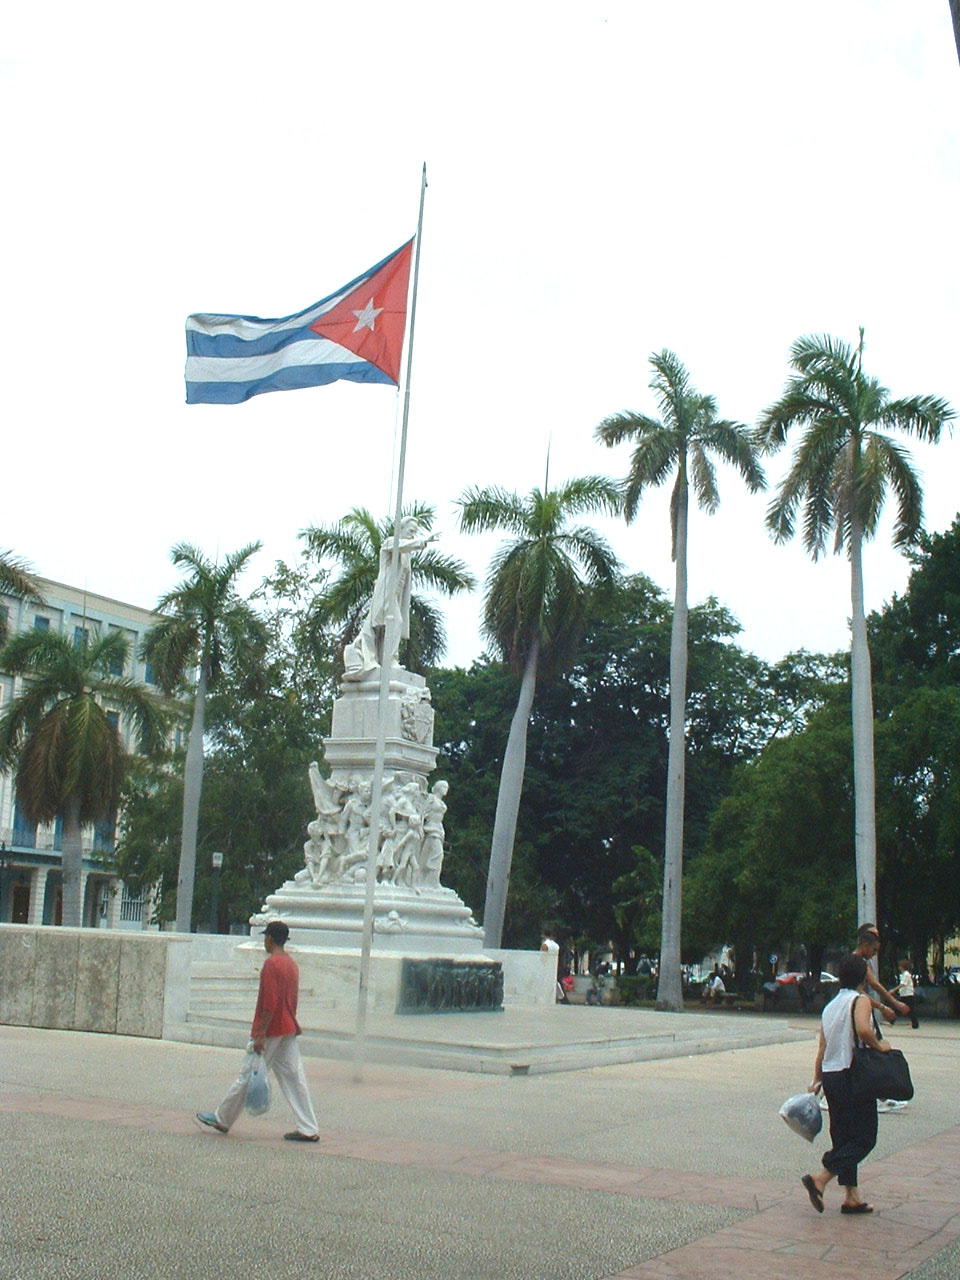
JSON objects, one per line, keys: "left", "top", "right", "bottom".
{"left": 0, "top": 551, "right": 44, "bottom": 642}
{"left": 457, "top": 477, "right": 622, "bottom": 948}
{"left": 684, "top": 703, "right": 857, "bottom": 973}
{"left": 612, "top": 847, "right": 662, "bottom": 967}
{"left": 300, "top": 504, "right": 475, "bottom": 676}
{"left": 874, "top": 686, "right": 960, "bottom": 975}
{"left": 433, "top": 576, "right": 834, "bottom": 956}
{"left": 869, "top": 517, "right": 960, "bottom": 695}
{"left": 144, "top": 542, "right": 266, "bottom": 933}
{"left": 596, "top": 350, "right": 765, "bottom": 1011}
{"left": 757, "top": 330, "right": 954, "bottom": 930}
{"left": 119, "top": 552, "right": 344, "bottom": 929}
{"left": 0, "top": 628, "right": 165, "bottom": 927}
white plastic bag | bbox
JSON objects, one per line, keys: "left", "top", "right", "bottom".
{"left": 244, "top": 1051, "right": 272, "bottom": 1116}
{"left": 779, "top": 1092, "right": 822, "bottom": 1142}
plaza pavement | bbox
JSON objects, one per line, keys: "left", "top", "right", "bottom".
{"left": 1, "top": 1011, "right": 958, "bottom": 1280}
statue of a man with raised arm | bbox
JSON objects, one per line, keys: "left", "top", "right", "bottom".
{"left": 343, "top": 517, "right": 436, "bottom": 678}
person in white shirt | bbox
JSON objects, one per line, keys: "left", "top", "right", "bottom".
{"left": 801, "top": 952, "right": 889, "bottom": 1215}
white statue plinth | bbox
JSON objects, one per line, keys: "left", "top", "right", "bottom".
{"left": 251, "top": 656, "right": 484, "bottom": 955}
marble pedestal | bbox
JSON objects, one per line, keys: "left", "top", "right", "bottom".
{"left": 251, "top": 661, "right": 485, "bottom": 956}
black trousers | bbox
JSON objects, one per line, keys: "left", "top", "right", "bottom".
{"left": 821, "top": 1069, "right": 878, "bottom": 1187}
{"left": 901, "top": 994, "right": 919, "bottom": 1028}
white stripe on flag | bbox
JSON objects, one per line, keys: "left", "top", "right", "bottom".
{"left": 186, "top": 337, "right": 366, "bottom": 384}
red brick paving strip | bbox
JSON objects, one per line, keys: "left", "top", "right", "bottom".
{"left": 605, "top": 1126, "right": 960, "bottom": 1280}
{"left": 5, "top": 1089, "right": 958, "bottom": 1279}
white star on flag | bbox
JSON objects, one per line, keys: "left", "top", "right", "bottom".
{"left": 351, "top": 297, "right": 383, "bottom": 332}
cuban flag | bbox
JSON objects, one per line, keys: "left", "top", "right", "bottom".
{"left": 185, "top": 240, "right": 414, "bottom": 405}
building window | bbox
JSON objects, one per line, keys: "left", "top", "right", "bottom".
{"left": 13, "top": 802, "right": 36, "bottom": 849}
{"left": 34, "top": 615, "right": 50, "bottom": 631}
{"left": 93, "top": 816, "right": 116, "bottom": 854}
{"left": 119, "top": 884, "right": 144, "bottom": 923}
{"left": 144, "top": 662, "right": 156, "bottom": 685}
{"left": 74, "top": 625, "right": 89, "bottom": 650}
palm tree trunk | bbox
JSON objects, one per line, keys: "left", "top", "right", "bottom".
{"left": 657, "top": 478, "right": 689, "bottom": 1012}
{"left": 175, "top": 662, "right": 207, "bottom": 933}
{"left": 60, "top": 797, "right": 85, "bottom": 928}
{"left": 483, "top": 639, "right": 540, "bottom": 949}
{"left": 849, "top": 515, "right": 877, "bottom": 928}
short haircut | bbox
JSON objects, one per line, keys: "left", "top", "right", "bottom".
{"left": 838, "top": 952, "right": 868, "bottom": 989}
{"left": 857, "top": 923, "right": 880, "bottom": 943}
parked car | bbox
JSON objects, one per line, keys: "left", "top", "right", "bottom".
{"left": 819, "top": 971, "right": 839, "bottom": 985}
{"left": 946, "top": 966, "right": 960, "bottom": 986}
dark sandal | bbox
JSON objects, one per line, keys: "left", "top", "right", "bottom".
{"left": 802, "top": 1174, "right": 824, "bottom": 1213}
{"left": 841, "top": 1202, "right": 873, "bottom": 1214}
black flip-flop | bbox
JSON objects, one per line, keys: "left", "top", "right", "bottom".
{"left": 841, "top": 1202, "right": 873, "bottom": 1214}
{"left": 801, "top": 1174, "right": 824, "bottom": 1213}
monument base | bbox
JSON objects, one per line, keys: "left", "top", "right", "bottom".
{"left": 191, "top": 941, "right": 558, "bottom": 1018}
{"left": 251, "top": 879, "right": 484, "bottom": 954}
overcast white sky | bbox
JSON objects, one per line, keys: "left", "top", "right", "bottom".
{"left": 3, "top": 3, "right": 958, "bottom": 669}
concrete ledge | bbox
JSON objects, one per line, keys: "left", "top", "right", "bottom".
{"left": 0, "top": 924, "right": 192, "bottom": 1039}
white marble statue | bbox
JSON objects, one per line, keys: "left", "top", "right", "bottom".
{"left": 343, "top": 518, "right": 437, "bottom": 678}
{"left": 390, "top": 779, "right": 426, "bottom": 887}
{"left": 418, "top": 780, "right": 448, "bottom": 889}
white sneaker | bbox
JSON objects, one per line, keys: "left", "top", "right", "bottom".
{"left": 877, "top": 1099, "right": 908, "bottom": 1113}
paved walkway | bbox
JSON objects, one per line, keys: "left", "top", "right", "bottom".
{"left": 1, "top": 1017, "right": 957, "bottom": 1278}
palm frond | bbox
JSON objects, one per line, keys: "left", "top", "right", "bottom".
{"left": 699, "top": 421, "right": 767, "bottom": 493}
{"left": 0, "top": 552, "right": 44, "bottom": 606}
{"left": 594, "top": 411, "right": 662, "bottom": 448}
{"left": 688, "top": 445, "right": 719, "bottom": 515}
{"left": 410, "top": 549, "right": 477, "bottom": 595}
{"left": 870, "top": 433, "right": 924, "bottom": 548}
{"left": 457, "top": 486, "right": 528, "bottom": 537}
{"left": 623, "top": 432, "right": 678, "bottom": 520}
{"left": 649, "top": 349, "right": 692, "bottom": 429}
{"left": 881, "top": 394, "right": 956, "bottom": 444}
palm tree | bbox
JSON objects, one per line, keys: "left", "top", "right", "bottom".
{"left": 457, "top": 476, "right": 622, "bottom": 949}
{"left": 0, "top": 551, "right": 45, "bottom": 642}
{"left": 0, "top": 628, "right": 166, "bottom": 928}
{"left": 300, "top": 503, "right": 475, "bottom": 675}
{"left": 144, "top": 541, "right": 265, "bottom": 933}
{"left": 757, "top": 330, "right": 955, "bottom": 928}
{"left": 596, "top": 350, "right": 765, "bottom": 1011}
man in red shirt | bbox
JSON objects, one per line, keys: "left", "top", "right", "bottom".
{"left": 195, "top": 920, "right": 320, "bottom": 1142}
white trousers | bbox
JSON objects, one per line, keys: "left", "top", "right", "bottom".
{"left": 215, "top": 1036, "right": 319, "bottom": 1136}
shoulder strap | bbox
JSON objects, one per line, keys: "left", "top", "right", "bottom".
{"left": 850, "top": 993, "right": 881, "bottom": 1047}
{"left": 850, "top": 993, "right": 866, "bottom": 1048}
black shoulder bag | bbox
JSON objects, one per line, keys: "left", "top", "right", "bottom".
{"left": 848, "top": 995, "right": 914, "bottom": 1103}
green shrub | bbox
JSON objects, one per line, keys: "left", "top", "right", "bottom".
{"left": 618, "top": 975, "right": 657, "bottom": 1005}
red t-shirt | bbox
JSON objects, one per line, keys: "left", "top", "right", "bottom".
{"left": 251, "top": 950, "right": 302, "bottom": 1038}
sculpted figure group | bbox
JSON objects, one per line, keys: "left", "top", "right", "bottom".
{"left": 295, "top": 762, "right": 448, "bottom": 892}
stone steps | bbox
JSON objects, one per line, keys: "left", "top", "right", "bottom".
{"left": 175, "top": 1007, "right": 809, "bottom": 1076}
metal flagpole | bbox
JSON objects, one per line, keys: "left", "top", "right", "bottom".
{"left": 353, "top": 164, "right": 427, "bottom": 1075}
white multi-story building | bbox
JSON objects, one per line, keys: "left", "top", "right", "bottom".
{"left": 0, "top": 577, "right": 167, "bottom": 930}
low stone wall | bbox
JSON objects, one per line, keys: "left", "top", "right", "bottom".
{"left": 0, "top": 925, "right": 558, "bottom": 1046}
{"left": 0, "top": 924, "right": 192, "bottom": 1039}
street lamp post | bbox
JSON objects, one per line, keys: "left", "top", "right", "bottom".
{"left": 210, "top": 851, "right": 224, "bottom": 934}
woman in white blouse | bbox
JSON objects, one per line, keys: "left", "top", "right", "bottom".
{"left": 801, "top": 951, "right": 891, "bottom": 1215}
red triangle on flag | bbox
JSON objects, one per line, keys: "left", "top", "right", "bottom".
{"left": 310, "top": 240, "right": 414, "bottom": 385}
